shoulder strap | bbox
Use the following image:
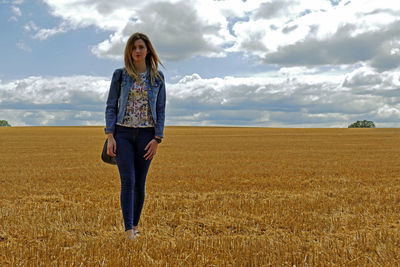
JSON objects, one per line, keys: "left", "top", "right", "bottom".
{"left": 117, "top": 68, "right": 123, "bottom": 100}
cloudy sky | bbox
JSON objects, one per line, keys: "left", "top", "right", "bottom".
{"left": 1, "top": 0, "right": 400, "bottom": 127}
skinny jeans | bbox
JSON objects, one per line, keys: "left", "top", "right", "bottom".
{"left": 114, "top": 124, "right": 154, "bottom": 231}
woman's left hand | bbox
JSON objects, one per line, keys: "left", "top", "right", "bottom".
{"left": 144, "top": 139, "right": 159, "bottom": 160}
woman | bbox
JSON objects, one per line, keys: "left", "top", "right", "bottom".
{"left": 104, "top": 32, "right": 166, "bottom": 240}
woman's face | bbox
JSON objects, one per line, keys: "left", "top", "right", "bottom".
{"left": 131, "top": 39, "right": 148, "bottom": 63}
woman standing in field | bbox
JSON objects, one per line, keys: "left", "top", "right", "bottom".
{"left": 104, "top": 32, "right": 166, "bottom": 240}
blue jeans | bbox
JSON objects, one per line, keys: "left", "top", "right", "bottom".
{"left": 114, "top": 125, "right": 155, "bottom": 231}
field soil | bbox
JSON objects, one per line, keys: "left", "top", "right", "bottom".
{"left": 0, "top": 126, "right": 399, "bottom": 266}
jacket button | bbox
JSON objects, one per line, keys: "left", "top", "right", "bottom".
{"left": 151, "top": 98, "right": 154, "bottom": 101}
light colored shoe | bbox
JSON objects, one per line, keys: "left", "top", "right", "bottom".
{"left": 125, "top": 230, "right": 136, "bottom": 240}
{"left": 134, "top": 229, "right": 140, "bottom": 237}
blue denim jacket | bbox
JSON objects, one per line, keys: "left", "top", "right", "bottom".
{"left": 105, "top": 68, "right": 166, "bottom": 137}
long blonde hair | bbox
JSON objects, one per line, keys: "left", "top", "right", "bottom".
{"left": 124, "top": 32, "right": 163, "bottom": 85}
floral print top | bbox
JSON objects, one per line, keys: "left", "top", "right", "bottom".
{"left": 117, "top": 72, "right": 155, "bottom": 128}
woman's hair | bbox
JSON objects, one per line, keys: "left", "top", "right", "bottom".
{"left": 124, "top": 32, "right": 163, "bottom": 85}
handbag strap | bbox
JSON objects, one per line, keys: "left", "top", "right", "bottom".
{"left": 117, "top": 68, "right": 123, "bottom": 100}
{"left": 116, "top": 68, "right": 123, "bottom": 111}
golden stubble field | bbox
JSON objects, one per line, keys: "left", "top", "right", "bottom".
{"left": 0, "top": 126, "right": 399, "bottom": 266}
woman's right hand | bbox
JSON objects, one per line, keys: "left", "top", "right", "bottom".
{"left": 107, "top": 135, "right": 117, "bottom": 157}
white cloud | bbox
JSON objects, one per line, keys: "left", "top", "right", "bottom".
{"left": 230, "top": 0, "right": 400, "bottom": 71}
{"left": 24, "top": 21, "right": 39, "bottom": 32}
{"left": 37, "top": 0, "right": 400, "bottom": 72}
{"left": 10, "top": 5, "right": 21, "bottom": 16}
{"left": 41, "top": 0, "right": 237, "bottom": 60}
{"left": 0, "top": 75, "right": 110, "bottom": 126}
{"left": 168, "top": 66, "right": 400, "bottom": 127}
{"left": 91, "top": 0, "right": 235, "bottom": 60}
{"left": 242, "top": 0, "right": 400, "bottom": 51}
{"left": 32, "top": 22, "right": 71, "bottom": 40}
{"left": 0, "top": 75, "right": 108, "bottom": 106}
{"left": 1, "top": 66, "right": 399, "bottom": 127}
{"left": 342, "top": 65, "right": 400, "bottom": 89}
{"left": 8, "top": 16, "right": 17, "bottom": 22}
{"left": 376, "top": 104, "right": 400, "bottom": 119}
{"left": 3, "top": 1, "right": 400, "bottom": 128}
{"left": 16, "top": 41, "right": 32, "bottom": 52}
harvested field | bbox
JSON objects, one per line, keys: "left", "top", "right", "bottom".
{"left": 0, "top": 126, "right": 399, "bottom": 266}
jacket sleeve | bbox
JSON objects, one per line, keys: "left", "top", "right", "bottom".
{"left": 104, "top": 68, "right": 122, "bottom": 134}
{"left": 155, "top": 70, "right": 166, "bottom": 138}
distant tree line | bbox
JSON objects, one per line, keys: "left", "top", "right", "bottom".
{"left": 0, "top": 120, "right": 11, "bottom": 127}
{"left": 348, "top": 120, "right": 375, "bottom": 128}
{"left": 0, "top": 119, "right": 378, "bottom": 128}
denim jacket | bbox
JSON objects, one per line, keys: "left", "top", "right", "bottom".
{"left": 105, "top": 68, "right": 166, "bottom": 137}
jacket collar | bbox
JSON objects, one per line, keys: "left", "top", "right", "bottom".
{"left": 122, "top": 67, "right": 150, "bottom": 82}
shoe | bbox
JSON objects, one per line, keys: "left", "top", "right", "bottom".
{"left": 134, "top": 229, "right": 140, "bottom": 237}
{"left": 125, "top": 230, "right": 136, "bottom": 240}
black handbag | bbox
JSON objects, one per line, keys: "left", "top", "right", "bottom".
{"left": 101, "top": 139, "right": 117, "bottom": 165}
{"left": 102, "top": 69, "right": 123, "bottom": 165}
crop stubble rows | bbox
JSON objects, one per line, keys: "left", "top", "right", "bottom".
{"left": 0, "top": 126, "right": 399, "bottom": 266}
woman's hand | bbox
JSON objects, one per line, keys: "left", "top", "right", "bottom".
{"left": 107, "top": 136, "right": 117, "bottom": 157}
{"left": 144, "top": 139, "right": 159, "bottom": 160}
